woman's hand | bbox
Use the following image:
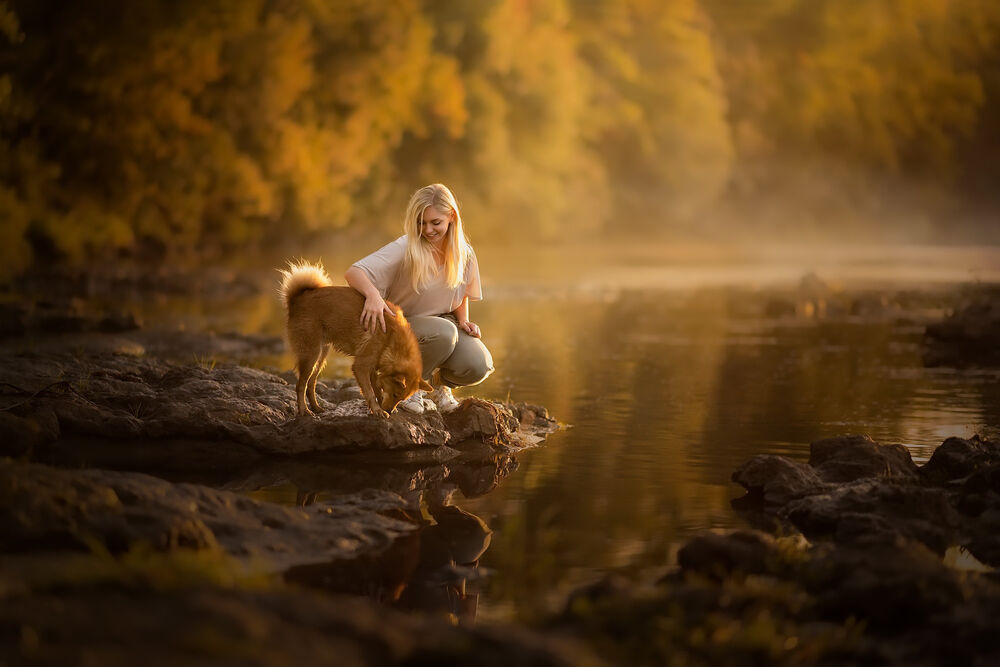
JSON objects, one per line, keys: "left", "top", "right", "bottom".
{"left": 361, "top": 294, "right": 396, "bottom": 333}
{"left": 458, "top": 319, "right": 481, "bottom": 338}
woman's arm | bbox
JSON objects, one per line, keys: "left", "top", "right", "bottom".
{"left": 345, "top": 266, "right": 396, "bottom": 333}
{"left": 452, "top": 296, "right": 481, "bottom": 338}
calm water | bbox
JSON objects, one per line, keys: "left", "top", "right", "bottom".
{"left": 127, "top": 243, "right": 1000, "bottom": 621}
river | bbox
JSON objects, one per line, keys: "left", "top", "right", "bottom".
{"left": 116, "top": 241, "right": 1000, "bottom": 621}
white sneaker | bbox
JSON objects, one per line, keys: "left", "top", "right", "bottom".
{"left": 429, "top": 385, "right": 460, "bottom": 413}
{"left": 399, "top": 390, "right": 426, "bottom": 414}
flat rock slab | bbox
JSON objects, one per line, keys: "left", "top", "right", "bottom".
{"left": 0, "top": 352, "right": 558, "bottom": 469}
{"left": 0, "top": 458, "right": 415, "bottom": 574}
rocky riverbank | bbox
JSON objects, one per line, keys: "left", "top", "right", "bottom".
{"left": 7, "top": 432, "right": 999, "bottom": 665}
{"left": 0, "top": 341, "right": 575, "bottom": 664}
{"left": 0, "top": 351, "right": 558, "bottom": 469}
{"left": 535, "top": 434, "right": 1000, "bottom": 666}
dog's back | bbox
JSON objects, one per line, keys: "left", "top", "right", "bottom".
{"left": 289, "top": 286, "right": 370, "bottom": 356}
{"left": 280, "top": 261, "right": 367, "bottom": 355}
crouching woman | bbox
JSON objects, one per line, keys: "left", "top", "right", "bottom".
{"left": 345, "top": 183, "right": 494, "bottom": 413}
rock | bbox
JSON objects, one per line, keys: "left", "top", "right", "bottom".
{"left": 552, "top": 526, "right": 1000, "bottom": 667}
{"left": 921, "top": 435, "right": 1000, "bottom": 483}
{"left": 782, "top": 479, "right": 962, "bottom": 554}
{"left": 732, "top": 435, "right": 1000, "bottom": 557}
{"left": 0, "top": 458, "right": 414, "bottom": 571}
{"left": 0, "top": 352, "right": 558, "bottom": 470}
{"left": 0, "top": 580, "right": 597, "bottom": 667}
{"left": 676, "top": 530, "right": 781, "bottom": 579}
{"left": 808, "top": 434, "right": 920, "bottom": 483}
{"left": 731, "top": 454, "right": 825, "bottom": 506}
{"left": 803, "top": 535, "right": 968, "bottom": 633}
{"left": 442, "top": 398, "right": 521, "bottom": 446}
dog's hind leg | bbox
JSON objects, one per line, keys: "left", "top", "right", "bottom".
{"left": 295, "top": 347, "right": 322, "bottom": 416}
{"left": 306, "top": 344, "right": 330, "bottom": 413}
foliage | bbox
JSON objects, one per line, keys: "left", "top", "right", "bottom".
{"left": 1, "top": 0, "right": 998, "bottom": 275}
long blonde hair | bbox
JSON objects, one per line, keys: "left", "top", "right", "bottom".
{"left": 403, "top": 184, "right": 471, "bottom": 291}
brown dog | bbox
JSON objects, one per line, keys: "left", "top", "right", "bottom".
{"left": 279, "top": 261, "right": 432, "bottom": 417}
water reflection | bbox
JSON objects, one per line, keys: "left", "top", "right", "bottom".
{"left": 285, "top": 486, "right": 492, "bottom": 624}
{"left": 197, "top": 281, "right": 999, "bottom": 622}
{"left": 66, "top": 250, "right": 1000, "bottom": 624}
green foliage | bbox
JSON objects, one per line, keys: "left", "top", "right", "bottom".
{"left": 1, "top": 0, "right": 998, "bottom": 273}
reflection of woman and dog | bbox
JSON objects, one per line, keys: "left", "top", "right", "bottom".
{"left": 281, "top": 183, "right": 494, "bottom": 417}
{"left": 286, "top": 486, "right": 492, "bottom": 624}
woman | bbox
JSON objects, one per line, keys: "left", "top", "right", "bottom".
{"left": 345, "top": 184, "right": 494, "bottom": 413}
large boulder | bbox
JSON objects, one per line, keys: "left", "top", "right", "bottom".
{"left": 0, "top": 458, "right": 414, "bottom": 572}
{"left": 0, "top": 352, "right": 559, "bottom": 470}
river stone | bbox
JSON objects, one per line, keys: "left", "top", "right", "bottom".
{"left": 786, "top": 477, "right": 962, "bottom": 555}
{"left": 921, "top": 435, "right": 1000, "bottom": 483}
{"left": 808, "top": 434, "right": 920, "bottom": 483}
{"left": 731, "top": 454, "right": 826, "bottom": 506}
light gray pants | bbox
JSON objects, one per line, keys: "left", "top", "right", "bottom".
{"left": 408, "top": 314, "right": 494, "bottom": 388}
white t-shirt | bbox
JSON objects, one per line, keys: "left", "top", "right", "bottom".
{"left": 352, "top": 236, "right": 483, "bottom": 317}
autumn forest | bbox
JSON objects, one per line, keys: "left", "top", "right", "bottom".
{"left": 2, "top": 0, "right": 999, "bottom": 277}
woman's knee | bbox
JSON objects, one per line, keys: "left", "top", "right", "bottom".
{"left": 412, "top": 318, "right": 458, "bottom": 352}
{"left": 410, "top": 317, "right": 459, "bottom": 377}
{"left": 441, "top": 344, "right": 494, "bottom": 387}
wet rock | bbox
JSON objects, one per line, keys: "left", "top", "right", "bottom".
{"left": 922, "top": 435, "right": 1000, "bottom": 483}
{"left": 730, "top": 454, "right": 825, "bottom": 506}
{"left": 808, "top": 434, "right": 920, "bottom": 483}
{"left": 0, "top": 352, "right": 558, "bottom": 470}
{"left": 550, "top": 436, "right": 1000, "bottom": 666}
{"left": 442, "top": 398, "right": 521, "bottom": 446}
{"left": 0, "top": 458, "right": 414, "bottom": 571}
{"left": 733, "top": 434, "right": 1000, "bottom": 563}
{"left": 783, "top": 479, "right": 962, "bottom": 554}
{"left": 552, "top": 528, "right": 1000, "bottom": 667}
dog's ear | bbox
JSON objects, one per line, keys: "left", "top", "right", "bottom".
{"left": 419, "top": 379, "right": 434, "bottom": 392}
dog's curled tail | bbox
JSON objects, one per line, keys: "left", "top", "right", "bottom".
{"left": 278, "top": 260, "right": 332, "bottom": 308}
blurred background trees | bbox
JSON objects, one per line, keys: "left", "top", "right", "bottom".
{"left": 1, "top": 0, "right": 998, "bottom": 275}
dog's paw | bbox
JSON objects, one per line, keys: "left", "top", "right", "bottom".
{"left": 371, "top": 407, "right": 390, "bottom": 419}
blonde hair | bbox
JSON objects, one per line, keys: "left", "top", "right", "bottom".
{"left": 403, "top": 184, "right": 471, "bottom": 291}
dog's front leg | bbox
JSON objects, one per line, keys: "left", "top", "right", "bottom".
{"left": 353, "top": 347, "right": 388, "bottom": 419}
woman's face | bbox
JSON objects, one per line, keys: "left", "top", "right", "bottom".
{"left": 421, "top": 205, "right": 452, "bottom": 247}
